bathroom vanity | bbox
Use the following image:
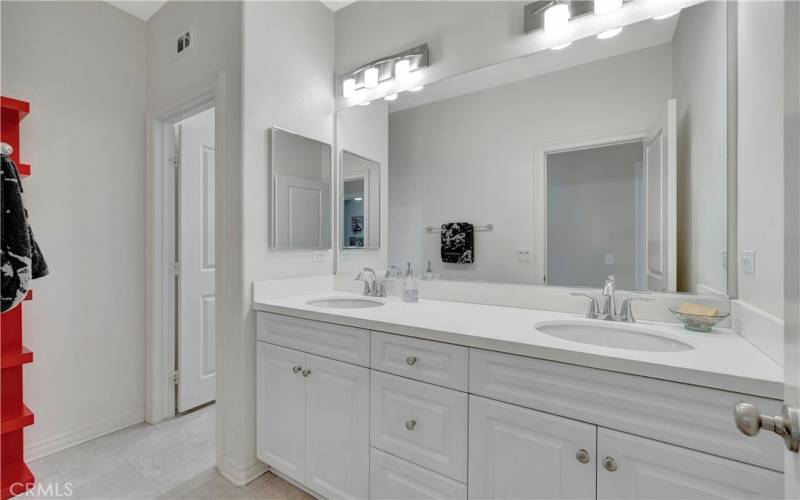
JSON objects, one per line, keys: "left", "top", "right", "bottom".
{"left": 254, "top": 293, "right": 784, "bottom": 500}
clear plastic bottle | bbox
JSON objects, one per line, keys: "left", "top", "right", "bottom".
{"left": 402, "top": 262, "right": 419, "bottom": 303}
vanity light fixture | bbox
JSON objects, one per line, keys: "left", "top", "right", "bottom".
{"left": 395, "top": 59, "right": 412, "bottom": 82}
{"left": 359, "top": 101, "right": 371, "bottom": 106}
{"left": 653, "top": 9, "right": 680, "bottom": 20}
{"left": 343, "top": 78, "right": 356, "bottom": 98}
{"left": 551, "top": 41, "right": 572, "bottom": 50}
{"left": 364, "top": 67, "right": 380, "bottom": 89}
{"left": 384, "top": 93, "right": 398, "bottom": 101}
{"left": 410, "top": 85, "right": 424, "bottom": 92}
{"left": 354, "top": 197, "right": 363, "bottom": 201}
{"left": 544, "top": 3, "right": 570, "bottom": 35}
{"left": 594, "top": 0, "right": 622, "bottom": 15}
{"left": 597, "top": 26, "right": 623, "bottom": 39}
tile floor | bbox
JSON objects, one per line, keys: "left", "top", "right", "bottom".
{"left": 27, "top": 405, "right": 308, "bottom": 499}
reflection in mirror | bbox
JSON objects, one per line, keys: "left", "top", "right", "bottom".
{"left": 269, "top": 127, "right": 332, "bottom": 249}
{"left": 336, "top": 1, "right": 728, "bottom": 295}
{"left": 342, "top": 151, "right": 380, "bottom": 249}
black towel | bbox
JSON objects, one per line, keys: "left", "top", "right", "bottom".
{"left": 441, "top": 222, "right": 474, "bottom": 264}
{"left": 2, "top": 154, "right": 48, "bottom": 313}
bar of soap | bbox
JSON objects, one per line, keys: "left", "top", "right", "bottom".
{"left": 677, "top": 302, "right": 719, "bottom": 317}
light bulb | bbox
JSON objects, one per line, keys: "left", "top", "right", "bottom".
{"left": 395, "top": 59, "right": 411, "bottom": 82}
{"left": 384, "top": 93, "right": 398, "bottom": 101}
{"left": 409, "top": 86, "right": 424, "bottom": 92}
{"left": 551, "top": 42, "right": 572, "bottom": 50}
{"left": 364, "top": 67, "right": 379, "bottom": 89}
{"left": 653, "top": 10, "right": 680, "bottom": 20}
{"left": 544, "top": 4, "right": 569, "bottom": 35}
{"left": 594, "top": 0, "right": 622, "bottom": 15}
{"left": 597, "top": 27, "right": 623, "bottom": 39}
{"left": 343, "top": 78, "right": 356, "bottom": 98}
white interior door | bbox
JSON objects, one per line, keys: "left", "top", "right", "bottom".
{"left": 643, "top": 99, "right": 677, "bottom": 292}
{"left": 273, "top": 174, "right": 330, "bottom": 248}
{"left": 178, "top": 107, "right": 216, "bottom": 412}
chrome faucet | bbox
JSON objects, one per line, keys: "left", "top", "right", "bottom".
{"left": 571, "top": 275, "right": 654, "bottom": 322}
{"left": 355, "top": 267, "right": 386, "bottom": 297}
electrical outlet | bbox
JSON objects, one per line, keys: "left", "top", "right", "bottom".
{"left": 312, "top": 250, "right": 329, "bottom": 263}
{"left": 604, "top": 254, "right": 615, "bottom": 266}
{"left": 741, "top": 251, "right": 756, "bottom": 274}
{"left": 516, "top": 248, "right": 532, "bottom": 262}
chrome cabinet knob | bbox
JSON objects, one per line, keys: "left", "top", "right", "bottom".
{"left": 302, "top": 369, "right": 312, "bottom": 377}
{"left": 406, "top": 356, "right": 417, "bottom": 366}
{"left": 292, "top": 366, "right": 302, "bottom": 374}
{"left": 735, "top": 402, "right": 800, "bottom": 452}
{"left": 405, "top": 419, "right": 416, "bottom": 431}
{"left": 602, "top": 457, "right": 617, "bottom": 472}
{"left": 575, "top": 449, "right": 590, "bottom": 464}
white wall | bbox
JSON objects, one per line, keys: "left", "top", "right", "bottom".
{"left": 737, "top": 1, "right": 784, "bottom": 319}
{"left": 145, "top": 0, "right": 245, "bottom": 479}
{"left": 240, "top": 0, "right": 336, "bottom": 481}
{"left": 388, "top": 45, "right": 672, "bottom": 284}
{"left": 547, "top": 142, "right": 642, "bottom": 290}
{"left": 336, "top": 102, "right": 389, "bottom": 273}
{"left": 1, "top": 1, "right": 147, "bottom": 458}
{"left": 672, "top": 1, "right": 728, "bottom": 295}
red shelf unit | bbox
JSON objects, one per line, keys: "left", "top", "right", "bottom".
{"left": 1, "top": 96, "right": 35, "bottom": 500}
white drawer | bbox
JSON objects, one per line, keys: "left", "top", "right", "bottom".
{"left": 370, "top": 371, "right": 468, "bottom": 482}
{"left": 370, "top": 448, "right": 466, "bottom": 500}
{"left": 371, "top": 332, "right": 468, "bottom": 391}
{"left": 469, "top": 348, "right": 784, "bottom": 471}
{"left": 257, "top": 312, "right": 370, "bottom": 367}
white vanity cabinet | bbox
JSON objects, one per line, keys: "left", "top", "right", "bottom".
{"left": 256, "top": 342, "right": 369, "bottom": 500}
{"left": 256, "top": 312, "right": 784, "bottom": 500}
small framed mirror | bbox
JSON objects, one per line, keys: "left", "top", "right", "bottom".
{"left": 341, "top": 150, "right": 380, "bottom": 249}
{"left": 269, "top": 127, "right": 332, "bottom": 249}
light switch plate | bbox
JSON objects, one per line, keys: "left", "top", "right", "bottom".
{"left": 741, "top": 251, "right": 756, "bottom": 274}
{"left": 312, "top": 250, "right": 329, "bottom": 263}
{"left": 516, "top": 248, "right": 532, "bottom": 262}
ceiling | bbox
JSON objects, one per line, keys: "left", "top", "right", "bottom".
{"left": 106, "top": 1, "right": 167, "bottom": 20}
{"left": 107, "top": 0, "right": 355, "bottom": 20}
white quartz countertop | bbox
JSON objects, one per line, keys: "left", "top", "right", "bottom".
{"left": 253, "top": 291, "right": 783, "bottom": 399}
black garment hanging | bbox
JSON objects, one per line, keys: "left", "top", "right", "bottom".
{"left": 1, "top": 153, "right": 48, "bottom": 312}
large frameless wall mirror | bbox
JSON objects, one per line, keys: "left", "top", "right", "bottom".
{"left": 335, "top": 0, "right": 735, "bottom": 296}
{"left": 269, "top": 127, "right": 332, "bottom": 249}
{"left": 341, "top": 150, "right": 381, "bottom": 249}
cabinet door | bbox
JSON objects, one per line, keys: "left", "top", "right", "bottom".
{"left": 305, "top": 354, "right": 370, "bottom": 500}
{"left": 468, "top": 396, "right": 596, "bottom": 500}
{"left": 597, "top": 428, "right": 783, "bottom": 500}
{"left": 256, "top": 342, "right": 306, "bottom": 483}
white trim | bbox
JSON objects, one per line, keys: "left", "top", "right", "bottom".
{"left": 218, "top": 455, "right": 268, "bottom": 487}
{"left": 731, "top": 300, "right": 784, "bottom": 368}
{"left": 533, "top": 129, "right": 648, "bottom": 285}
{"left": 25, "top": 410, "right": 144, "bottom": 462}
{"left": 146, "top": 74, "right": 222, "bottom": 425}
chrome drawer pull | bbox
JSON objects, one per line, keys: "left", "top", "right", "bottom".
{"left": 575, "top": 449, "right": 590, "bottom": 464}
{"left": 406, "top": 356, "right": 417, "bottom": 366}
{"left": 602, "top": 457, "right": 617, "bottom": 472}
{"left": 302, "top": 369, "right": 312, "bottom": 377}
{"left": 292, "top": 366, "right": 302, "bottom": 374}
{"left": 405, "top": 419, "right": 416, "bottom": 431}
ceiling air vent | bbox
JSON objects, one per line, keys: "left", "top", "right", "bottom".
{"left": 176, "top": 29, "right": 192, "bottom": 56}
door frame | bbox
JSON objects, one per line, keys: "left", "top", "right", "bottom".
{"left": 146, "top": 74, "right": 224, "bottom": 423}
{"left": 533, "top": 129, "right": 647, "bottom": 286}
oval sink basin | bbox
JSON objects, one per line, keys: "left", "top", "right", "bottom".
{"left": 306, "top": 297, "right": 385, "bottom": 309}
{"left": 535, "top": 321, "right": 694, "bottom": 352}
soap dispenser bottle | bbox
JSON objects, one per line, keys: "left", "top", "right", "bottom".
{"left": 402, "top": 262, "right": 419, "bottom": 303}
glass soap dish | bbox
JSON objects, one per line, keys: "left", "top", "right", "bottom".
{"left": 669, "top": 308, "right": 730, "bottom": 332}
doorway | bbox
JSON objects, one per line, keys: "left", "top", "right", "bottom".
{"left": 174, "top": 107, "right": 216, "bottom": 414}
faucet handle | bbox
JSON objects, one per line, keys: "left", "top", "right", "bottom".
{"left": 571, "top": 292, "right": 600, "bottom": 319}
{"left": 619, "top": 297, "right": 655, "bottom": 323}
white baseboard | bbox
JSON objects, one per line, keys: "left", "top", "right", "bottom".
{"left": 731, "top": 299, "right": 784, "bottom": 366}
{"left": 25, "top": 410, "right": 144, "bottom": 462}
{"left": 218, "top": 455, "right": 268, "bottom": 487}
